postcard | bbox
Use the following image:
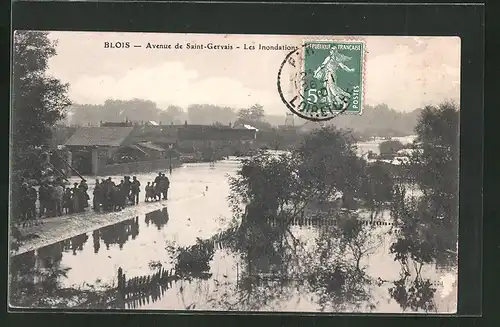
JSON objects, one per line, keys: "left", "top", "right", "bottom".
{"left": 9, "top": 31, "right": 460, "bottom": 313}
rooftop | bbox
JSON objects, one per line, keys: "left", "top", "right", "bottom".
{"left": 137, "top": 142, "right": 166, "bottom": 152}
{"left": 64, "top": 127, "right": 135, "bottom": 147}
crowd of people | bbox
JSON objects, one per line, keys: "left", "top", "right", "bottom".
{"left": 19, "top": 179, "right": 91, "bottom": 222}
{"left": 17, "top": 172, "right": 171, "bottom": 224}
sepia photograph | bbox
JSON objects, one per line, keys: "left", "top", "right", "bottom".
{"left": 9, "top": 31, "right": 460, "bottom": 313}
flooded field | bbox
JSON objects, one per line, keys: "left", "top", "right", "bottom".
{"left": 9, "top": 151, "right": 457, "bottom": 313}
{"left": 356, "top": 135, "right": 416, "bottom": 156}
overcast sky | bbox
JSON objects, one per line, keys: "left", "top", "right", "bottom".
{"left": 44, "top": 32, "right": 460, "bottom": 115}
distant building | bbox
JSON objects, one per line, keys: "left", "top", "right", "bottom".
{"left": 232, "top": 123, "right": 259, "bottom": 134}
{"left": 100, "top": 121, "right": 134, "bottom": 127}
{"left": 177, "top": 124, "right": 257, "bottom": 158}
{"left": 49, "top": 125, "right": 78, "bottom": 149}
{"left": 115, "top": 142, "right": 167, "bottom": 161}
{"left": 64, "top": 126, "right": 136, "bottom": 175}
{"left": 63, "top": 122, "right": 261, "bottom": 174}
{"left": 127, "top": 125, "right": 178, "bottom": 148}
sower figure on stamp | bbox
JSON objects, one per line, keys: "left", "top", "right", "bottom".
{"left": 313, "top": 46, "right": 355, "bottom": 109}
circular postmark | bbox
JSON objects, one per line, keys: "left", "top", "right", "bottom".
{"left": 277, "top": 41, "right": 364, "bottom": 122}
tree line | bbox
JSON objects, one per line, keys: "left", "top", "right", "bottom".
{"left": 67, "top": 100, "right": 421, "bottom": 137}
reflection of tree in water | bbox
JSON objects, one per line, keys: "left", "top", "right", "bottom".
{"left": 9, "top": 248, "right": 73, "bottom": 307}
{"left": 307, "top": 264, "right": 374, "bottom": 312}
{"left": 145, "top": 208, "right": 169, "bottom": 230}
{"left": 388, "top": 187, "right": 452, "bottom": 312}
{"left": 385, "top": 104, "right": 459, "bottom": 312}
{"left": 162, "top": 208, "right": 301, "bottom": 310}
{"left": 37, "top": 241, "right": 64, "bottom": 268}
{"left": 388, "top": 271, "right": 437, "bottom": 313}
{"left": 10, "top": 248, "right": 120, "bottom": 308}
{"left": 304, "top": 215, "right": 383, "bottom": 312}
{"left": 10, "top": 250, "right": 37, "bottom": 306}
{"left": 173, "top": 206, "right": 385, "bottom": 311}
{"left": 98, "top": 217, "right": 140, "bottom": 251}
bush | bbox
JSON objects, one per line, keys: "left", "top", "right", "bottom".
{"left": 173, "top": 239, "right": 215, "bottom": 279}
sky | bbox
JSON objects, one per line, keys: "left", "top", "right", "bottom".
{"left": 43, "top": 32, "right": 461, "bottom": 115}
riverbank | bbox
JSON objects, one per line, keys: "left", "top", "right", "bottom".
{"left": 11, "top": 162, "right": 237, "bottom": 257}
{"left": 11, "top": 200, "right": 169, "bottom": 257}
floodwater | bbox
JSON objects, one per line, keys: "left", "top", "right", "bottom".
{"left": 356, "top": 135, "right": 417, "bottom": 156}
{"left": 10, "top": 140, "right": 457, "bottom": 313}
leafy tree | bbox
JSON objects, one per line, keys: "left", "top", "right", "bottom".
{"left": 389, "top": 102, "right": 459, "bottom": 268}
{"left": 328, "top": 104, "right": 422, "bottom": 137}
{"left": 228, "top": 126, "right": 363, "bottom": 227}
{"left": 12, "top": 31, "right": 71, "bottom": 176}
{"left": 359, "top": 162, "right": 394, "bottom": 218}
{"left": 407, "top": 102, "right": 459, "bottom": 248}
{"left": 412, "top": 102, "right": 459, "bottom": 204}
{"left": 295, "top": 126, "right": 363, "bottom": 207}
{"left": 165, "top": 105, "right": 184, "bottom": 121}
{"left": 235, "top": 104, "right": 272, "bottom": 132}
{"left": 249, "top": 104, "right": 265, "bottom": 121}
{"left": 228, "top": 152, "right": 300, "bottom": 223}
{"left": 187, "top": 104, "right": 236, "bottom": 125}
{"left": 11, "top": 31, "right": 71, "bottom": 222}
{"left": 237, "top": 104, "right": 265, "bottom": 122}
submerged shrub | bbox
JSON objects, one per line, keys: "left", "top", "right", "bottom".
{"left": 174, "top": 239, "right": 215, "bottom": 279}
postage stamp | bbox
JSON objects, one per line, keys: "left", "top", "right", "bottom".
{"left": 9, "top": 31, "right": 460, "bottom": 313}
{"left": 277, "top": 40, "right": 366, "bottom": 121}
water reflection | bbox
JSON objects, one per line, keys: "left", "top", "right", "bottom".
{"left": 145, "top": 208, "right": 170, "bottom": 230}
{"left": 388, "top": 273, "right": 437, "bottom": 313}
{"left": 99, "top": 217, "right": 140, "bottom": 250}
{"left": 9, "top": 204, "right": 452, "bottom": 312}
{"left": 9, "top": 208, "right": 175, "bottom": 308}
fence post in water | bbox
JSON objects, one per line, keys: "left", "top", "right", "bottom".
{"left": 116, "top": 267, "right": 126, "bottom": 308}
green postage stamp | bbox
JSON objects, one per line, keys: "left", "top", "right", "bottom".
{"left": 278, "top": 40, "right": 366, "bottom": 121}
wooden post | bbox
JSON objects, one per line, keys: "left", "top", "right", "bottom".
{"left": 118, "top": 267, "right": 124, "bottom": 291}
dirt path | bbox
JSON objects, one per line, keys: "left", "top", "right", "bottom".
{"left": 12, "top": 200, "right": 169, "bottom": 257}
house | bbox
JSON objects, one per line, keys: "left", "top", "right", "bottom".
{"left": 177, "top": 124, "right": 258, "bottom": 158}
{"left": 114, "top": 142, "right": 167, "bottom": 162}
{"left": 64, "top": 126, "right": 136, "bottom": 175}
{"left": 232, "top": 123, "right": 259, "bottom": 133}
{"left": 49, "top": 125, "right": 78, "bottom": 149}
{"left": 127, "top": 125, "right": 178, "bottom": 148}
{"left": 101, "top": 121, "right": 134, "bottom": 127}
